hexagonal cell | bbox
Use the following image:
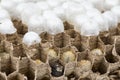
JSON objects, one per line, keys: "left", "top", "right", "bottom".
{"left": 105, "top": 51, "right": 118, "bottom": 63}
{"left": 65, "top": 29, "right": 82, "bottom": 51}
{"left": 0, "top": 56, "right": 17, "bottom": 76}
{"left": 40, "top": 32, "right": 52, "bottom": 43}
{"left": 0, "top": 42, "right": 7, "bottom": 56}
{"left": 115, "top": 36, "right": 120, "bottom": 56}
{"left": 64, "top": 22, "right": 74, "bottom": 30}
{"left": 30, "top": 49, "right": 45, "bottom": 63}
{"left": 75, "top": 60, "right": 91, "bottom": 79}
{"left": 35, "top": 63, "right": 50, "bottom": 80}
{"left": 99, "top": 36, "right": 114, "bottom": 45}
{"left": 49, "top": 59, "right": 64, "bottom": 77}
{"left": 7, "top": 72, "right": 24, "bottom": 80}
{"left": 41, "top": 44, "right": 59, "bottom": 62}
{"left": 65, "top": 29, "right": 79, "bottom": 38}
{"left": 0, "top": 34, "right": 5, "bottom": 42}
{"left": 60, "top": 46, "right": 77, "bottom": 64}
{"left": 31, "top": 45, "right": 58, "bottom": 63}
{"left": 54, "top": 33, "right": 70, "bottom": 48}
{"left": 18, "top": 58, "right": 35, "bottom": 80}
{"left": 81, "top": 36, "right": 98, "bottom": 50}
{"left": 12, "top": 20, "right": 28, "bottom": 35}
{"left": 5, "top": 33, "right": 19, "bottom": 44}
{"left": 77, "top": 51, "right": 89, "bottom": 61}
{"left": 92, "top": 59, "right": 108, "bottom": 75}
{"left": 13, "top": 44, "right": 27, "bottom": 58}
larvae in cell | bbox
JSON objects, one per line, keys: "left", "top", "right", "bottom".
{"left": 61, "top": 51, "right": 75, "bottom": 63}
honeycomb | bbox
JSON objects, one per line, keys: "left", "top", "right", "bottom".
{"left": 0, "top": 20, "right": 120, "bottom": 80}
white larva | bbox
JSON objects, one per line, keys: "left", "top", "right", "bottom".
{"left": 61, "top": 51, "right": 75, "bottom": 63}
{"left": 0, "top": 19, "right": 16, "bottom": 34}
{"left": 22, "top": 31, "right": 41, "bottom": 46}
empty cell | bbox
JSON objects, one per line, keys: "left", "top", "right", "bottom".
{"left": 99, "top": 36, "right": 114, "bottom": 45}
{"left": 18, "top": 58, "right": 35, "bottom": 80}
{"left": 105, "top": 51, "right": 118, "bottom": 63}
{"left": 64, "top": 22, "right": 74, "bottom": 30}
{"left": 0, "top": 56, "right": 17, "bottom": 75}
{"left": 54, "top": 33, "right": 70, "bottom": 48}
{"left": 92, "top": 59, "right": 108, "bottom": 74}
{"left": 12, "top": 20, "right": 28, "bottom": 35}
{"left": 13, "top": 44, "right": 27, "bottom": 58}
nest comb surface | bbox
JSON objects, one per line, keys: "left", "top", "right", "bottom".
{"left": 0, "top": 20, "right": 120, "bottom": 80}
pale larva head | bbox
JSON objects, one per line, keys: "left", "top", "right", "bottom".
{"left": 91, "top": 49, "right": 103, "bottom": 55}
{"left": 22, "top": 31, "right": 41, "bottom": 46}
{"left": 47, "top": 49, "right": 57, "bottom": 60}
{"left": 77, "top": 60, "right": 91, "bottom": 70}
{"left": 61, "top": 51, "right": 76, "bottom": 63}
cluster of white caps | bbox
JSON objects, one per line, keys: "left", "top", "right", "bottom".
{"left": 0, "top": 6, "right": 16, "bottom": 34}
{"left": 67, "top": 0, "right": 120, "bottom": 36}
{"left": 0, "top": 0, "right": 120, "bottom": 46}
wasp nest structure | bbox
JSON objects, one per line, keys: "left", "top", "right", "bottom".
{"left": 0, "top": 0, "right": 120, "bottom": 80}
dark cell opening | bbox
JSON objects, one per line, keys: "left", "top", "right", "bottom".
{"left": 105, "top": 52, "right": 118, "bottom": 63}
{"left": 92, "top": 61, "right": 108, "bottom": 74}
{"left": 49, "top": 60, "right": 64, "bottom": 77}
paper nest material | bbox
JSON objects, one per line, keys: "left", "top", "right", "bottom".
{"left": 0, "top": 20, "right": 120, "bottom": 80}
